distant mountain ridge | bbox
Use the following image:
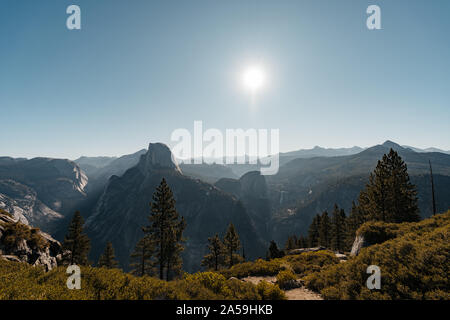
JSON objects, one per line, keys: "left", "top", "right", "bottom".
{"left": 74, "top": 150, "right": 146, "bottom": 189}
{"left": 266, "top": 140, "right": 450, "bottom": 244}
{"left": 0, "top": 157, "right": 88, "bottom": 233}
{"left": 402, "top": 145, "right": 450, "bottom": 154}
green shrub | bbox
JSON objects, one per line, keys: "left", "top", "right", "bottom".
{"left": 276, "top": 270, "right": 297, "bottom": 290}
{"left": 1, "top": 222, "right": 48, "bottom": 251}
{"left": 305, "top": 211, "right": 450, "bottom": 300}
{"left": 282, "top": 250, "right": 340, "bottom": 277}
{"left": 256, "top": 281, "right": 285, "bottom": 300}
{"left": 220, "top": 258, "right": 285, "bottom": 279}
{"left": 356, "top": 222, "right": 400, "bottom": 244}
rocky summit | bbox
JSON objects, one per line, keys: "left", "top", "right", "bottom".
{"left": 85, "top": 143, "right": 264, "bottom": 272}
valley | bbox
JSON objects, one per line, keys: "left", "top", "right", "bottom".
{"left": 1, "top": 140, "right": 449, "bottom": 273}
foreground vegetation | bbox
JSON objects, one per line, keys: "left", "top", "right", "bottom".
{"left": 1, "top": 212, "right": 448, "bottom": 300}
{"left": 0, "top": 260, "right": 285, "bottom": 300}
{"left": 305, "top": 211, "right": 450, "bottom": 300}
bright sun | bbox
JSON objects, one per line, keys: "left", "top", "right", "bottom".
{"left": 242, "top": 66, "right": 266, "bottom": 92}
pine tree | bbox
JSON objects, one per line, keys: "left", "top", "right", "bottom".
{"left": 201, "top": 233, "right": 225, "bottom": 271}
{"left": 98, "top": 242, "right": 119, "bottom": 269}
{"left": 318, "top": 211, "right": 331, "bottom": 248}
{"left": 331, "top": 204, "right": 347, "bottom": 252}
{"left": 164, "top": 215, "right": 186, "bottom": 281}
{"left": 359, "top": 149, "right": 420, "bottom": 223}
{"left": 308, "top": 215, "right": 321, "bottom": 247}
{"left": 360, "top": 156, "right": 390, "bottom": 221}
{"left": 223, "top": 223, "right": 241, "bottom": 268}
{"left": 297, "top": 235, "right": 308, "bottom": 248}
{"left": 285, "top": 236, "right": 297, "bottom": 251}
{"left": 62, "top": 211, "right": 90, "bottom": 266}
{"left": 267, "top": 240, "right": 284, "bottom": 259}
{"left": 346, "top": 201, "right": 367, "bottom": 248}
{"left": 130, "top": 235, "right": 154, "bottom": 277}
{"left": 145, "top": 178, "right": 186, "bottom": 281}
{"left": 429, "top": 160, "right": 437, "bottom": 215}
{"left": 386, "top": 149, "right": 420, "bottom": 222}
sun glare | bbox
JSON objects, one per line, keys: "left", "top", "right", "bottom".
{"left": 242, "top": 66, "right": 266, "bottom": 92}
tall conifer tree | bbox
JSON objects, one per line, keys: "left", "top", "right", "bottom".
{"left": 223, "top": 223, "right": 241, "bottom": 268}
{"left": 144, "top": 178, "right": 186, "bottom": 281}
{"left": 359, "top": 149, "right": 420, "bottom": 222}
{"left": 62, "top": 211, "right": 90, "bottom": 266}
{"left": 319, "top": 211, "right": 331, "bottom": 248}
{"left": 130, "top": 235, "right": 154, "bottom": 276}
{"left": 201, "top": 233, "right": 225, "bottom": 271}
{"left": 98, "top": 242, "right": 119, "bottom": 269}
{"left": 308, "top": 215, "right": 321, "bottom": 247}
{"left": 331, "top": 204, "right": 347, "bottom": 252}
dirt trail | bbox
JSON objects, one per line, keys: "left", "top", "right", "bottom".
{"left": 241, "top": 276, "right": 323, "bottom": 300}
{"left": 284, "top": 288, "right": 323, "bottom": 300}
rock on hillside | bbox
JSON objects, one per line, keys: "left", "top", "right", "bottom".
{"left": 0, "top": 209, "right": 63, "bottom": 271}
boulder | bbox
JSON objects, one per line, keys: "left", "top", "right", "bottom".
{"left": 0, "top": 210, "right": 63, "bottom": 271}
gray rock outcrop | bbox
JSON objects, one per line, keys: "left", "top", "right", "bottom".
{"left": 0, "top": 157, "right": 88, "bottom": 228}
{"left": 0, "top": 210, "right": 63, "bottom": 271}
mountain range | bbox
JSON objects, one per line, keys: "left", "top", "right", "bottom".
{"left": 1, "top": 140, "right": 449, "bottom": 271}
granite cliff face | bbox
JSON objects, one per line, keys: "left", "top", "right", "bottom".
{"left": 0, "top": 179, "right": 63, "bottom": 229}
{"left": 0, "top": 157, "right": 87, "bottom": 214}
{"left": 215, "top": 171, "right": 271, "bottom": 241}
{"left": 0, "top": 210, "right": 63, "bottom": 271}
{"left": 85, "top": 143, "right": 264, "bottom": 272}
{"left": 0, "top": 157, "right": 88, "bottom": 233}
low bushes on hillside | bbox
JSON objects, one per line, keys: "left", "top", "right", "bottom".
{"left": 256, "top": 281, "right": 286, "bottom": 300}
{"left": 220, "top": 258, "right": 286, "bottom": 279}
{"left": 276, "top": 270, "right": 297, "bottom": 290}
{"left": 0, "top": 221, "right": 48, "bottom": 251}
{"left": 282, "top": 251, "right": 340, "bottom": 277}
{"left": 305, "top": 211, "right": 450, "bottom": 300}
{"left": 219, "top": 250, "right": 340, "bottom": 281}
{"left": 0, "top": 260, "right": 285, "bottom": 300}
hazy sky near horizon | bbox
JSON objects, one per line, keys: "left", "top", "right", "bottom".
{"left": 1, "top": 0, "right": 449, "bottom": 159}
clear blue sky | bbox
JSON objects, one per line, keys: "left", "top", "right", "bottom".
{"left": 1, "top": 0, "right": 449, "bottom": 159}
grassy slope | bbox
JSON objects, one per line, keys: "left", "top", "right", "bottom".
{"left": 305, "top": 211, "right": 450, "bottom": 300}
{"left": 0, "top": 261, "right": 287, "bottom": 300}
